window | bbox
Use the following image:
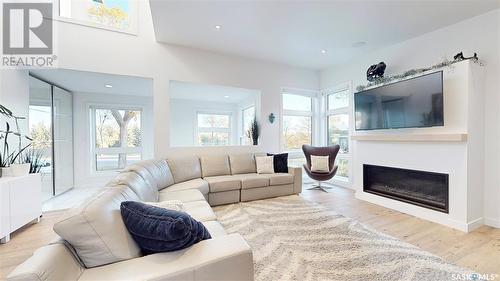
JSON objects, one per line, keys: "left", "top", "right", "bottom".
{"left": 197, "top": 113, "right": 231, "bottom": 146}
{"left": 91, "top": 107, "right": 142, "bottom": 171}
{"left": 326, "top": 88, "right": 351, "bottom": 181}
{"left": 241, "top": 106, "right": 255, "bottom": 145}
{"left": 59, "top": 0, "right": 136, "bottom": 33}
{"left": 282, "top": 93, "right": 313, "bottom": 151}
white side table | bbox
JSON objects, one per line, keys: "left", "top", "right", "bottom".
{"left": 0, "top": 174, "right": 42, "bottom": 243}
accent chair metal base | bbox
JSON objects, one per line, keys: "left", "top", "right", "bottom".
{"left": 307, "top": 182, "right": 335, "bottom": 193}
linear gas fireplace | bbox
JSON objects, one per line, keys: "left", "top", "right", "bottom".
{"left": 363, "top": 164, "right": 449, "bottom": 213}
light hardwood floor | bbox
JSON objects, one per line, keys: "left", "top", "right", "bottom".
{"left": 1, "top": 186, "right": 499, "bottom": 279}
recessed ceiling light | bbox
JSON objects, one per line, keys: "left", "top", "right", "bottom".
{"left": 320, "top": 49, "right": 327, "bottom": 54}
{"left": 214, "top": 25, "right": 222, "bottom": 30}
{"left": 224, "top": 95, "right": 229, "bottom": 98}
{"left": 105, "top": 84, "right": 113, "bottom": 88}
{"left": 352, "top": 41, "right": 367, "bottom": 47}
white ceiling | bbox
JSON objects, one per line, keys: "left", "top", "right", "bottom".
{"left": 30, "top": 69, "right": 153, "bottom": 96}
{"left": 150, "top": 0, "right": 499, "bottom": 70}
{"left": 169, "top": 80, "right": 259, "bottom": 104}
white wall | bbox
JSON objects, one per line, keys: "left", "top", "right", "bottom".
{"left": 0, "top": 70, "right": 30, "bottom": 137}
{"left": 73, "top": 92, "right": 154, "bottom": 188}
{"left": 320, "top": 9, "right": 500, "bottom": 227}
{"left": 53, "top": 0, "right": 319, "bottom": 158}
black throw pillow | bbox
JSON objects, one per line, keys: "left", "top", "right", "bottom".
{"left": 267, "top": 153, "right": 288, "bottom": 173}
{"left": 120, "top": 201, "right": 211, "bottom": 255}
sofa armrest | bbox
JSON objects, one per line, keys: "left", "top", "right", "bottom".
{"left": 79, "top": 233, "right": 254, "bottom": 281}
{"left": 7, "top": 244, "right": 84, "bottom": 281}
{"left": 288, "top": 166, "right": 303, "bottom": 194}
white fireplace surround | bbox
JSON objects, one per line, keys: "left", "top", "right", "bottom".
{"left": 352, "top": 60, "right": 484, "bottom": 232}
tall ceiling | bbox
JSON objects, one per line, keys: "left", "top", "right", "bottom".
{"left": 150, "top": 0, "right": 499, "bottom": 70}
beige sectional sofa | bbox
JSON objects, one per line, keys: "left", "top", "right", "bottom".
{"left": 7, "top": 153, "right": 302, "bottom": 281}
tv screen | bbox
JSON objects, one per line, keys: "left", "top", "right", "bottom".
{"left": 354, "top": 71, "right": 444, "bottom": 130}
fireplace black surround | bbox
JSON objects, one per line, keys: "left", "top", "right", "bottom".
{"left": 363, "top": 164, "right": 449, "bottom": 213}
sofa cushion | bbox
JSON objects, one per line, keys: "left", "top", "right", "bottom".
{"left": 130, "top": 159, "right": 174, "bottom": 190}
{"left": 120, "top": 201, "right": 211, "bottom": 255}
{"left": 229, "top": 154, "right": 256, "bottom": 175}
{"left": 256, "top": 156, "right": 275, "bottom": 174}
{"left": 183, "top": 201, "right": 217, "bottom": 222}
{"left": 267, "top": 153, "right": 289, "bottom": 173}
{"left": 201, "top": 221, "right": 226, "bottom": 238}
{"left": 106, "top": 172, "right": 158, "bottom": 202}
{"left": 204, "top": 176, "right": 241, "bottom": 192}
{"left": 263, "top": 173, "right": 294, "bottom": 186}
{"left": 236, "top": 173, "right": 270, "bottom": 189}
{"left": 200, "top": 155, "right": 231, "bottom": 177}
{"left": 53, "top": 186, "right": 142, "bottom": 268}
{"left": 167, "top": 178, "right": 209, "bottom": 196}
{"left": 159, "top": 189, "right": 206, "bottom": 203}
{"left": 167, "top": 157, "right": 202, "bottom": 183}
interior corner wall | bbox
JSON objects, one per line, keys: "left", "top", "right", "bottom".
{"left": 319, "top": 9, "right": 500, "bottom": 227}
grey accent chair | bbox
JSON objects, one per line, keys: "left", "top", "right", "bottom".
{"left": 302, "top": 144, "right": 341, "bottom": 192}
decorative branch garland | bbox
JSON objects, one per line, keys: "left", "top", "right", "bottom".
{"left": 355, "top": 55, "right": 482, "bottom": 92}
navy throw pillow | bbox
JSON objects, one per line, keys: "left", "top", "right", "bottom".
{"left": 120, "top": 201, "right": 211, "bottom": 255}
{"left": 267, "top": 153, "right": 288, "bottom": 173}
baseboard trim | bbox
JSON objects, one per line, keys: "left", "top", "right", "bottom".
{"left": 467, "top": 217, "right": 484, "bottom": 232}
{"left": 484, "top": 217, "right": 500, "bottom": 228}
{"left": 355, "top": 191, "right": 473, "bottom": 232}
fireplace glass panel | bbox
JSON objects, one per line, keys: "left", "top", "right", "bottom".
{"left": 363, "top": 164, "right": 449, "bottom": 213}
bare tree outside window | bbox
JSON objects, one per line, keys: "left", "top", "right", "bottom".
{"left": 94, "top": 108, "right": 141, "bottom": 171}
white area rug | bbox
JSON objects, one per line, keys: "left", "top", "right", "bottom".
{"left": 214, "top": 195, "right": 470, "bottom": 281}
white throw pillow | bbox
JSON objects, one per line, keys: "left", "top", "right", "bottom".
{"left": 311, "top": 155, "right": 330, "bottom": 172}
{"left": 143, "top": 200, "right": 184, "bottom": 212}
{"left": 256, "top": 156, "right": 275, "bottom": 174}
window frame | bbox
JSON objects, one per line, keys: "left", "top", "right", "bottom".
{"left": 322, "top": 82, "right": 353, "bottom": 187}
{"left": 55, "top": 0, "right": 139, "bottom": 35}
{"left": 89, "top": 104, "right": 144, "bottom": 174}
{"left": 196, "top": 111, "right": 233, "bottom": 146}
{"left": 280, "top": 88, "right": 319, "bottom": 159}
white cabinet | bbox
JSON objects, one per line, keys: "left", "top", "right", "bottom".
{"left": 0, "top": 174, "right": 42, "bottom": 243}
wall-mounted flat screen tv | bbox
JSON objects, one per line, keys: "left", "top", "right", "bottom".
{"left": 354, "top": 71, "right": 444, "bottom": 130}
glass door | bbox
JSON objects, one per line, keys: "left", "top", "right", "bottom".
{"left": 28, "top": 77, "right": 54, "bottom": 201}
{"left": 53, "top": 86, "right": 74, "bottom": 195}
{"left": 29, "top": 76, "right": 74, "bottom": 199}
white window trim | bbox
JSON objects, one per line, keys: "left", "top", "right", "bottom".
{"left": 195, "top": 111, "right": 233, "bottom": 146}
{"left": 89, "top": 104, "right": 144, "bottom": 175}
{"left": 55, "top": 0, "right": 139, "bottom": 35}
{"left": 280, "top": 88, "right": 319, "bottom": 158}
{"left": 321, "top": 81, "right": 353, "bottom": 187}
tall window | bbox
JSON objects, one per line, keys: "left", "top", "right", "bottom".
{"left": 197, "top": 112, "right": 231, "bottom": 146}
{"left": 326, "top": 88, "right": 350, "bottom": 180}
{"left": 282, "top": 93, "right": 313, "bottom": 151}
{"left": 91, "top": 107, "right": 142, "bottom": 171}
{"left": 241, "top": 106, "right": 255, "bottom": 145}
{"left": 59, "top": 0, "right": 135, "bottom": 32}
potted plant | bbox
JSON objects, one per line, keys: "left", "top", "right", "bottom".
{"left": 21, "top": 149, "right": 44, "bottom": 174}
{"left": 246, "top": 118, "right": 260, "bottom": 145}
{"left": 0, "top": 104, "right": 32, "bottom": 177}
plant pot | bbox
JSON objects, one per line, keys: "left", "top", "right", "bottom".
{"left": 0, "top": 167, "right": 12, "bottom": 177}
{"left": 10, "top": 163, "right": 31, "bottom": 177}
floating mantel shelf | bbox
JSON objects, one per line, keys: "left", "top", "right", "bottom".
{"left": 351, "top": 133, "right": 468, "bottom": 142}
